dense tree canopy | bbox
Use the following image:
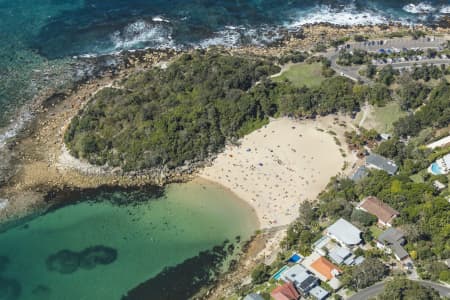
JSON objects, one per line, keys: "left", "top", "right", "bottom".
{"left": 65, "top": 51, "right": 281, "bottom": 170}
{"left": 343, "top": 258, "right": 388, "bottom": 290}
{"left": 65, "top": 51, "right": 361, "bottom": 171}
{"left": 394, "top": 81, "right": 450, "bottom": 137}
{"left": 376, "top": 279, "right": 441, "bottom": 300}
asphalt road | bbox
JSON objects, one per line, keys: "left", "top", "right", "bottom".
{"left": 326, "top": 50, "right": 450, "bottom": 83}
{"left": 376, "top": 59, "right": 450, "bottom": 69}
{"left": 322, "top": 35, "right": 450, "bottom": 83}
{"left": 348, "top": 36, "right": 447, "bottom": 53}
{"left": 348, "top": 280, "right": 450, "bottom": 300}
{"left": 326, "top": 52, "right": 369, "bottom": 83}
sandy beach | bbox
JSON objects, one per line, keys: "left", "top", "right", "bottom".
{"left": 199, "top": 116, "right": 357, "bottom": 229}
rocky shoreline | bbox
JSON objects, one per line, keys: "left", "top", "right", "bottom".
{"left": 1, "top": 21, "right": 449, "bottom": 223}
{"left": 0, "top": 21, "right": 448, "bottom": 299}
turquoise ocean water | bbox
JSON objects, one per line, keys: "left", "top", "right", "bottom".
{"left": 0, "top": 0, "right": 449, "bottom": 129}
{"left": 0, "top": 1, "right": 449, "bottom": 298}
{"left": 0, "top": 180, "right": 258, "bottom": 299}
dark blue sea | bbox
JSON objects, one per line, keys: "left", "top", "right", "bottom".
{"left": 0, "top": 0, "right": 449, "bottom": 137}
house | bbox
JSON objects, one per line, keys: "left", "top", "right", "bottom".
{"left": 271, "top": 282, "right": 300, "bottom": 300}
{"left": 350, "top": 165, "right": 369, "bottom": 182}
{"left": 309, "top": 286, "right": 329, "bottom": 300}
{"left": 313, "top": 236, "right": 332, "bottom": 256}
{"left": 357, "top": 196, "right": 399, "bottom": 227}
{"left": 325, "top": 218, "right": 362, "bottom": 248}
{"left": 310, "top": 256, "right": 342, "bottom": 281}
{"left": 281, "top": 265, "right": 319, "bottom": 295}
{"left": 377, "top": 228, "right": 409, "bottom": 261}
{"left": 426, "top": 135, "right": 450, "bottom": 149}
{"left": 328, "top": 277, "right": 343, "bottom": 290}
{"left": 428, "top": 153, "right": 450, "bottom": 175}
{"left": 328, "top": 245, "right": 365, "bottom": 266}
{"left": 329, "top": 245, "right": 354, "bottom": 265}
{"left": 445, "top": 259, "right": 450, "bottom": 268}
{"left": 366, "top": 153, "right": 398, "bottom": 175}
{"left": 433, "top": 180, "right": 446, "bottom": 191}
{"left": 380, "top": 133, "right": 391, "bottom": 141}
{"left": 244, "top": 293, "right": 265, "bottom": 300}
{"left": 354, "top": 256, "right": 365, "bottom": 265}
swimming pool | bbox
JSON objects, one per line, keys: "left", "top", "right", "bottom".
{"left": 288, "top": 253, "right": 302, "bottom": 263}
{"left": 272, "top": 265, "right": 289, "bottom": 280}
{"left": 430, "top": 162, "right": 443, "bottom": 175}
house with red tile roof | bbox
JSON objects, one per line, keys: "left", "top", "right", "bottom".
{"left": 270, "top": 282, "right": 300, "bottom": 300}
{"left": 310, "top": 256, "right": 341, "bottom": 281}
{"left": 357, "top": 196, "right": 399, "bottom": 227}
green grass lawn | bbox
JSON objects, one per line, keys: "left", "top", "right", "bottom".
{"left": 272, "top": 63, "right": 325, "bottom": 88}
{"left": 370, "top": 225, "right": 383, "bottom": 239}
{"left": 410, "top": 173, "right": 425, "bottom": 183}
{"left": 356, "top": 101, "right": 407, "bottom": 134}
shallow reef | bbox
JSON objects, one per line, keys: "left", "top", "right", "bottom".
{"left": 46, "top": 245, "right": 118, "bottom": 274}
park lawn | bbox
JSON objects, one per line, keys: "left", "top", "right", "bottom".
{"left": 356, "top": 101, "right": 407, "bottom": 134}
{"left": 273, "top": 63, "right": 325, "bottom": 88}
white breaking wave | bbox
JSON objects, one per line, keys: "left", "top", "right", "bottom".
{"left": 152, "top": 16, "right": 170, "bottom": 23}
{"left": 440, "top": 6, "right": 450, "bottom": 14}
{"left": 110, "top": 20, "right": 173, "bottom": 50}
{"left": 403, "top": 3, "right": 437, "bottom": 14}
{"left": 0, "top": 110, "right": 32, "bottom": 150}
{"left": 289, "top": 5, "right": 390, "bottom": 27}
{"left": 197, "top": 28, "right": 242, "bottom": 48}
{"left": 197, "top": 25, "right": 286, "bottom": 48}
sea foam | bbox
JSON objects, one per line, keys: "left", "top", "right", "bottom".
{"left": 110, "top": 20, "right": 173, "bottom": 50}
{"left": 440, "top": 6, "right": 450, "bottom": 14}
{"left": 403, "top": 3, "right": 437, "bottom": 14}
{"left": 289, "top": 5, "right": 390, "bottom": 27}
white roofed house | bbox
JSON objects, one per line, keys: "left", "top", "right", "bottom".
{"left": 426, "top": 135, "right": 450, "bottom": 149}
{"left": 281, "top": 264, "right": 319, "bottom": 295}
{"left": 325, "top": 218, "right": 362, "bottom": 248}
{"left": 428, "top": 153, "right": 450, "bottom": 175}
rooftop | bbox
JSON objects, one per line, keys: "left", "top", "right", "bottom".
{"left": 313, "top": 236, "right": 331, "bottom": 251}
{"left": 310, "top": 257, "right": 341, "bottom": 281}
{"left": 378, "top": 227, "right": 409, "bottom": 260}
{"left": 271, "top": 282, "right": 300, "bottom": 300}
{"left": 442, "top": 153, "right": 450, "bottom": 168}
{"left": 328, "top": 277, "right": 343, "bottom": 290}
{"left": 350, "top": 165, "right": 369, "bottom": 182}
{"left": 326, "top": 218, "right": 362, "bottom": 246}
{"left": 244, "top": 294, "right": 265, "bottom": 300}
{"left": 426, "top": 135, "right": 450, "bottom": 149}
{"left": 329, "top": 246, "right": 352, "bottom": 265}
{"left": 354, "top": 256, "right": 365, "bottom": 265}
{"left": 281, "top": 264, "right": 318, "bottom": 292}
{"left": 358, "top": 196, "right": 399, "bottom": 225}
{"left": 309, "top": 286, "right": 329, "bottom": 300}
{"left": 391, "top": 243, "right": 409, "bottom": 260}
{"left": 378, "top": 227, "right": 405, "bottom": 245}
{"left": 366, "top": 153, "right": 398, "bottom": 175}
